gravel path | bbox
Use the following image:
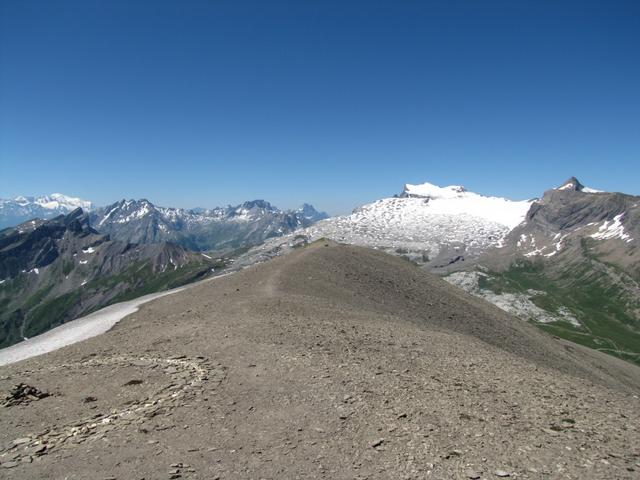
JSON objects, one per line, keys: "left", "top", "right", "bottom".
{"left": 1, "top": 242, "right": 639, "bottom": 479}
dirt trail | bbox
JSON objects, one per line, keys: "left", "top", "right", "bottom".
{"left": 1, "top": 242, "right": 639, "bottom": 479}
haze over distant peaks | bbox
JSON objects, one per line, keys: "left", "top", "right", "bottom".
{"left": 0, "top": 194, "right": 93, "bottom": 229}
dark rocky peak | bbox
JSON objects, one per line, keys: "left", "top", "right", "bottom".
{"left": 0, "top": 209, "right": 102, "bottom": 278}
{"left": 239, "top": 200, "right": 276, "bottom": 211}
{"left": 61, "top": 208, "right": 96, "bottom": 234}
{"left": 557, "top": 177, "right": 585, "bottom": 192}
{"left": 296, "top": 204, "right": 329, "bottom": 221}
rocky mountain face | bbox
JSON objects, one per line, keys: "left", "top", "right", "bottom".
{"left": 0, "top": 194, "right": 93, "bottom": 229}
{"left": 89, "top": 199, "right": 328, "bottom": 252}
{"left": 448, "top": 177, "right": 640, "bottom": 365}
{"left": 0, "top": 209, "right": 219, "bottom": 348}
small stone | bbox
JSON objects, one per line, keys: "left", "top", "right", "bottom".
{"left": 495, "top": 470, "right": 511, "bottom": 477}
{"left": 13, "top": 437, "right": 31, "bottom": 445}
{"left": 123, "top": 379, "right": 143, "bottom": 386}
{"left": 467, "top": 472, "right": 481, "bottom": 480}
{"left": 2, "top": 461, "right": 20, "bottom": 468}
{"left": 445, "top": 450, "right": 463, "bottom": 459}
{"left": 29, "top": 444, "right": 47, "bottom": 455}
{"left": 370, "top": 438, "right": 384, "bottom": 448}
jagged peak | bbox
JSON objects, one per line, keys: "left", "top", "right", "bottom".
{"left": 555, "top": 177, "right": 603, "bottom": 194}
{"left": 557, "top": 177, "right": 584, "bottom": 192}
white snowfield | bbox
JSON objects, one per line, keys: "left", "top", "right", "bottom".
{"left": 0, "top": 273, "right": 232, "bottom": 367}
{"left": 401, "top": 182, "right": 532, "bottom": 229}
{"left": 13, "top": 193, "right": 93, "bottom": 211}
{"left": 302, "top": 182, "right": 533, "bottom": 257}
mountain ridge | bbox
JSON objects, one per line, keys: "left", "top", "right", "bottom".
{"left": 89, "top": 198, "right": 328, "bottom": 251}
{"left": 1, "top": 242, "right": 638, "bottom": 478}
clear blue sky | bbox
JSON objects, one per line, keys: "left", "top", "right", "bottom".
{"left": 1, "top": 0, "right": 638, "bottom": 214}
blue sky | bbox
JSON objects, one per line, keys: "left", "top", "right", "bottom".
{"left": 1, "top": 0, "right": 638, "bottom": 214}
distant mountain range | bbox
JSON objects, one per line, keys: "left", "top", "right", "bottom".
{"left": 239, "top": 177, "right": 640, "bottom": 365}
{"left": 0, "top": 209, "right": 219, "bottom": 348}
{"left": 89, "top": 199, "right": 328, "bottom": 251}
{"left": 0, "top": 194, "right": 93, "bottom": 229}
{"left": 2, "top": 179, "right": 638, "bottom": 366}
{"left": 0, "top": 194, "right": 328, "bottom": 252}
{"left": 0, "top": 195, "right": 328, "bottom": 347}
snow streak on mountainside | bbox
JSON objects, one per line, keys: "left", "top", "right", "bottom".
{"left": 298, "top": 182, "right": 533, "bottom": 268}
{"left": 0, "top": 194, "right": 93, "bottom": 229}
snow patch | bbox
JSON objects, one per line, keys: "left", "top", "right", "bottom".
{"left": 590, "top": 213, "right": 632, "bottom": 243}
{"left": 0, "top": 273, "right": 234, "bottom": 366}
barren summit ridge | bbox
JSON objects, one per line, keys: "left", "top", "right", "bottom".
{"left": 1, "top": 242, "right": 639, "bottom": 478}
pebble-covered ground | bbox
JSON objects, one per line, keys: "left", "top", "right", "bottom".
{"left": 1, "top": 242, "right": 639, "bottom": 479}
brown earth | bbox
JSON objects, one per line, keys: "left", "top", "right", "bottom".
{"left": 1, "top": 241, "right": 639, "bottom": 479}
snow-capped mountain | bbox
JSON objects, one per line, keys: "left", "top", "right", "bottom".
{"left": 296, "top": 181, "right": 533, "bottom": 268}
{"left": 235, "top": 177, "right": 640, "bottom": 367}
{"left": 445, "top": 177, "right": 640, "bottom": 365}
{"left": 0, "top": 193, "right": 93, "bottom": 229}
{"left": 497, "top": 176, "right": 636, "bottom": 260}
{"left": 90, "top": 199, "right": 328, "bottom": 251}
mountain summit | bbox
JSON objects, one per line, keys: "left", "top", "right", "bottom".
{"left": 557, "top": 176, "right": 585, "bottom": 191}
{"left": 556, "top": 176, "right": 603, "bottom": 193}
